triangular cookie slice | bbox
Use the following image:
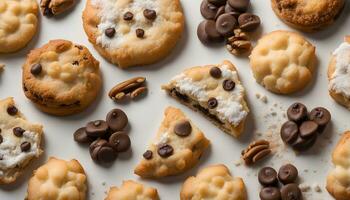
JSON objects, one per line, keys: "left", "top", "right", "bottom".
{"left": 162, "top": 60, "right": 249, "bottom": 137}
{"left": 134, "top": 107, "right": 210, "bottom": 178}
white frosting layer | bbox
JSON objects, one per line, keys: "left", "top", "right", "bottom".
{"left": 91, "top": 0, "right": 160, "bottom": 49}
{"left": 172, "top": 65, "right": 248, "bottom": 127}
{"left": 329, "top": 42, "right": 350, "bottom": 98}
{"left": 0, "top": 131, "right": 39, "bottom": 176}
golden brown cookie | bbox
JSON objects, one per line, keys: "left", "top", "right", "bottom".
{"left": 328, "top": 36, "right": 350, "bottom": 110}
{"left": 0, "top": 97, "right": 43, "bottom": 184}
{"left": 0, "top": 0, "right": 39, "bottom": 53}
{"left": 105, "top": 180, "right": 159, "bottom": 200}
{"left": 162, "top": 60, "right": 249, "bottom": 137}
{"left": 271, "top": 0, "right": 345, "bottom": 32}
{"left": 326, "top": 131, "right": 350, "bottom": 200}
{"left": 250, "top": 30, "right": 316, "bottom": 94}
{"left": 26, "top": 157, "right": 87, "bottom": 200}
{"left": 22, "top": 40, "right": 102, "bottom": 116}
{"left": 180, "top": 164, "right": 247, "bottom": 200}
{"left": 82, "top": 0, "right": 184, "bottom": 68}
{"left": 134, "top": 107, "right": 210, "bottom": 178}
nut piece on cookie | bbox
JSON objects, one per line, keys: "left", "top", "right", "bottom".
{"left": 105, "top": 180, "right": 159, "bottom": 200}
{"left": 271, "top": 0, "right": 345, "bottom": 32}
{"left": 40, "top": 0, "right": 76, "bottom": 16}
{"left": 162, "top": 60, "right": 249, "bottom": 137}
{"left": 0, "top": 97, "right": 43, "bottom": 185}
{"left": 180, "top": 164, "right": 247, "bottom": 200}
{"left": 22, "top": 40, "right": 102, "bottom": 116}
{"left": 82, "top": 0, "right": 184, "bottom": 68}
{"left": 250, "top": 30, "right": 316, "bottom": 94}
{"left": 328, "top": 36, "right": 350, "bottom": 110}
{"left": 134, "top": 107, "right": 210, "bottom": 178}
{"left": 0, "top": 0, "right": 39, "bottom": 53}
{"left": 326, "top": 131, "right": 350, "bottom": 200}
{"left": 26, "top": 157, "right": 87, "bottom": 200}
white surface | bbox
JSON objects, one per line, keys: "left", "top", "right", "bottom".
{"left": 0, "top": 0, "right": 349, "bottom": 199}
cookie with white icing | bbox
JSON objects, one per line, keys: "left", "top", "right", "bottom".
{"left": 180, "top": 164, "right": 247, "bottom": 200}
{"left": 0, "top": 97, "right": 43, "bottom": 184}
{"left": 328, "top": 36, "right": 350, "bottom": 110}
{"left": 162, "top": 60, "right": 249, "bottom": 137}
{"left": 134, "top": 106, "right": 210, "bottom": 178}
{"left": 105, "top": 180, "right": 159, "bottom": 200}
{"left": 82, "top": 0, "right": 184, "bottom": 68}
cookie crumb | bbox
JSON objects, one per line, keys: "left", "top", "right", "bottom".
{"left": 299, "top": 183, "right": 311, "bottom": 192}
{"left": 260, "top": 95, "right": 268, "bottom": 103}
{"left": 255, "top": 93, "right": 261, "bottom": 99}
{"left": 102, "top": 181, "right": 106, "bottom": 186}
{"left": 234, "top": 160, "right": 242, "bottom": 167}
{"left": 313, "top": 184, "right": 322, "bottom": 192}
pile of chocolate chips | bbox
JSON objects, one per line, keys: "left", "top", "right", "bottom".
{"left": 280, "top": 103, "right": 331, "bottom": 152}
{"left": 197, "top": 0, "right": 260, "bottom": 44}
{"left": 259, "top": 164, "right": 302, "bottom": 200}
{"left": 73, "top": 109, "right": 131, "bottom": 163}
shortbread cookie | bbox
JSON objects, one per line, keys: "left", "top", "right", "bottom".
{"left": 162, "top": 60, "right": 249, "bottom": 137}
{"left": 105, "top": 180, "right": 159, "bottom": 200}
{"left": 26, "top": 157, "right": 87, "bottom": 200}
{"left": 326, "top": 131, "right": 350, "bottom": 200}
{"left": 134, "top": 107, "right": 210, "bottom": 178}
{"left": 328, "top": 36, "right": 350, "bottom": 110}
{"left": 180, "top": 164, "right": 247, "bottom": 200}
{"left": 250, "top": 30, "right": 316, "bottom": 94}
{"left": 82, "top": 0, "right": 184, "bottom": 68}
{"left": 271, "top": 0, "right": 345, "bottom": 32}
{"left": 0, "top": 97, "right": 43, "bottom": 184}
{"left": 0, "top": 0, "right": 38, "bottom": 53}
{"left": 22, "top": 40, "right": 102, "bottom": 116}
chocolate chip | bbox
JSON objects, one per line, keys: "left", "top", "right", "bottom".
{"left": 238, "top": 13, "right": 261, "bottom": 32}
{"left": 309, "top": 107, "right": 331, "bottom": 131}
{"left": 208, "top": 0, "right": 226, "bottom": 6}
{"left": 13, "top": 127, "right": 25, "bottom": 137}
{"left": 287, "top": 103, "right": 308, "bottom": 123}
{"left": 258, "top": 167, "right": 278, "bottom": 186}
{"left": 74, "top": 127, "right": 94, "bottom": 144}
{"left": 89, "top": 139, "right": 107, "bottom": 156}
{"left": 143, "top": 9, "right": 157, "bottom": 20}
{"left": 299, "top": 121, "right": 318, "bottom": 139}
{"left": 200, "top": 0, "right": 218, "bottom": 20}
{"left": 20, "top": 142, "right": 31, "bottom": 152}
{"left": 0, "top": 135, "right": 3, "bottom": 144}
{"left": 105, "top": 28, "right": 116, "bottom": 38}
{"left": 197, "top": 20, "right": 224, "bottom": 44}
{"left": 208, "top": 97, "right": 218, "bottom": 109}
{"left": 123, "top": 11, "right": 134, "bottom": 21}
{"left": 210, "top": 67, "right": 222, "bottom": 78}
{"left": 280, "top": 183, "right": 302, "bottom": 200}
{"left": 72, "top": 61, "right": 79, "bottom": 65}
{"left": 109, "top": 132, "right": 131, "bottom": 152}
{"left": 98, "top": 146, "right": 118, "bottom": 163}
{"left": 225, "top": 2, "right": 241, "bottom": 17}
{"left": 216, "top": 13, "right": 237, "bottom": 37}
{"left": 228, "top": 0, "right": 250, "bottom": 12}
{"left": 86, "top": 120, "right": 108, "bottom": 138}
{"left": 7, "top": 106, "right": 18, "bottom": 116}
{"left": 260, "top": 187, "right": 281, "bottom": 200}
{"left": 215, "top": 6, "right": 225, "bottom": 20}
{"left": 136, "top": 28, "right": 145, "bottom": 38}
{"left": 106, "top": 109, "right": 128, "bottom": 132}
{"left": 280, "top": 121, "right": 299, "bottom": 144}
{"left": 174, "top": 121, "right": 192, "bottom": 137}
{"left": 278, "top": 164, "right": 298, "bottom": 184}
{"left": 223, "top": 79, "right": 236, "bottom": 91}
{"left": 157, "top": 144, "right": 173, "bottom": 158}
{"left": 30, "top": 64, "right": 42, "bottom": 75}
{"left": 291, "top": 134, "right": 317, "bottom": 152}
{"left": 143, "top": 150, "right": 153, "bottom": 160}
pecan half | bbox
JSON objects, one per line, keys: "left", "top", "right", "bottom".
{"left": 241, "top": 140, "right": 271, "bottom": 165}
{"left": 226, "top": 29, "right": 252, "bottom": 56}
{"left": 40, "top": 0, "right": 75, "bottom": 16}
{"left": 109, "top": 77, "right": 147, "bottom": 101}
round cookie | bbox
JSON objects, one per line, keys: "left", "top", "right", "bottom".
{"left": 26, "top": 157, "right": 87, "bottom": 200}
{"left": 271, "top": 0, "right": 345, "bottom": 32}
{"left": 22, "top": 40, "right": 102, "bottom": 116}
{"left": 82, "top": 0, "right": 184, "bottom": 68}
{"left": 328, "top": 36, "right": 350, "bottom": 110}
{"left": 0, "top": 0, "right": 38, "bottom": 53}
{"left": 250, "top": 30, "right": 316, "bottom": 94}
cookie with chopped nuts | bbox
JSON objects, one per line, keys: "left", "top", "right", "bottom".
{"left": 22, "top": 40, "right": 102, "bottom": 116}
{"left": 134, "top": 107, "right": 210, "bottom": 178}
{"left": 0, "top": 97, "right": 43, "bottom": 184}
{"left": 82, "top": 0, "right": 184, "bottom": 68}
{"left": 162, "top": 60, "right": 249, "bottom": 137}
